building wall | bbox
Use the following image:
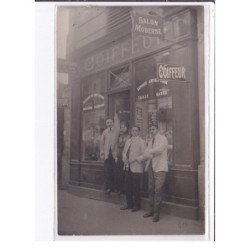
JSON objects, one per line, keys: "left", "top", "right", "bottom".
{"left": 59, "top": 6, "right": 205, "bottom": 220}
{"left": 57, "top": 82, "right": 71, "bottom": 189}
{"left": 57, "top": 7, "right": 69, "bottom": 59}
{"left": 57, "top": 7, "right": 71, "bottom": 189}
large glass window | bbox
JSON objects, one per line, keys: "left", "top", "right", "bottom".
{"left": 134, "top": 51, "right": 174, "bottom": 165}
{"left": 81, "top": 72, "right": 106, "bottom": 161}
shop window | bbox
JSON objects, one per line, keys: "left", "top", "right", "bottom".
{"left": 81, "top": 72, "right": 106, "bottom": 161}
{"left": 109, "top": 65, "right": 130, "bottom": 90}
{"left": 134, "top": 51, "right": 174, "bottom": 165}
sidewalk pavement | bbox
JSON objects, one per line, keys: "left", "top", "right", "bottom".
{"left": 57, "top": 190, "right": 204, "bottom": 236}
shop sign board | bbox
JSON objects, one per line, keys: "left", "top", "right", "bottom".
{"left": 57, "top": 98, "right": 69, "bottom": 107}
{"left": 57, "top": 58, "right": 78, "bottom": 74}
{"left": 157, "top": 63, "right": 187, "bottom": 82}
{"left": 135, "top": 105, "right": 143, "bottom": 131}
{"left": 148, "top": 107, "right": 157, "bottom": 127}
{"left": 131, "top": 12, "right": 164, "bottom": 39}
{"left": 80, "top": 35, "right": 172, "bottom": 77}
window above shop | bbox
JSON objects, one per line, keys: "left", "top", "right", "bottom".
{"left": 74, "top": 6, "right": 132, "bottom": 51}
{"left": 109, "top": 65, "right": 130, "bottom": 90}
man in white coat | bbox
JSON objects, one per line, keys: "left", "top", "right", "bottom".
{"left": 120, "top": 126, "right": 146, "bottom": 212}
{"left": 100, "top": 116, "right": 119, "bottom": 194}
{"left": 137, "top": 124, "right": 168, "bottom": 222}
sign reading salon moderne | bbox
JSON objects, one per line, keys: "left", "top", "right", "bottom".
{"left": 131, "top": 12, "right": 164, "bottom": 38}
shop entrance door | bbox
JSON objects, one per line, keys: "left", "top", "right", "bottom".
{"left": 109, "top": 90, "right": 130, "bottom": 125}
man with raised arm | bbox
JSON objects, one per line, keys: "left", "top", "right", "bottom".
{"left": 100, "top": 114, "right": 120, "bottom": 194}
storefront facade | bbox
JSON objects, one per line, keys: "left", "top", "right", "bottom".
{"left": 65, "top": 6, "right": 204, "bottom": 220}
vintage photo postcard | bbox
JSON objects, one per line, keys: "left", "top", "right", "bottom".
{"left": 55, "top": 1, "right": 214, "bottom": 240}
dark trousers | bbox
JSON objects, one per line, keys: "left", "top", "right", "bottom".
{"left": 124, "top": 169, "right": 142, "bottom": 208}
{"left": 115, "top": 159, "right": 125, "bottom": 193}
{"left": 148, "top": 165, "right": 166, "bottom": 215}
{"left": 104, "top": 154, "right": 116, "bottom": 191}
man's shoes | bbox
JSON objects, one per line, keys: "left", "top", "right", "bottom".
{"left": 105, "top": 188, "right": 112, "bottom": 194}
{"left": 143, "top": 212, "right": 154, "bottom": 218}
{"left": 131, "top": 207, "right": 140, "bottom": 212}
{"left": 120, "top": 205, "right": 132, "bottom": 210}
{"left": 152, "top": 215, "right": 159, "bottom": 222}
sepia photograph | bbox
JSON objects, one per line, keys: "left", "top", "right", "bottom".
{"left": 56, "top": 3, "right": 208, "bottom": 237}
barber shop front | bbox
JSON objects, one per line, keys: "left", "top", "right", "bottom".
{"left": 67, "top": 6, "right": 204, "bottom": 220}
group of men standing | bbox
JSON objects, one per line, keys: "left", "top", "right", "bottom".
{"left": 100, "top": 117, "right": 168, "bottom": 223}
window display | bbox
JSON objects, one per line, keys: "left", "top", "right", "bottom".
{"left": 81, "top": 72, "right": 106, "bottom": 161}
{"left": 134, "top": 51, "right": 173, "bottom": 165}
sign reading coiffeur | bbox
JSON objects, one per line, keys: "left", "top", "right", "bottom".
{"left": 131, "top": 12, "right": 164, "bottom": 38}
{"left": 157, "top": 64, "right": 187, "bottom": 82}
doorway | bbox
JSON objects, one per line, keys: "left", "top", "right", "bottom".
{"left": 108, "top": 90, "right": 131, "bottom": 125}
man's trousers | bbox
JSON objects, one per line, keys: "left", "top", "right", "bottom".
{"left": 124, "top": 169, "right": 142, "bottom": 209}
{"left": 104, "top": 154, "right": 116, "bottom": 191}
{"left": 148, "top": 165, "right": 167, "bottom": 215}
{"left": 115, "top": 159, "right": 125, "bottom": 193}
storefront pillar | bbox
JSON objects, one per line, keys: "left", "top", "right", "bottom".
{"left": 69, "top": 74, "right": 82, "bottom": 185}
{"left": 57, "top": 86, "right": 71, "bottom": 189}
{"left": 197, "top": 7, "right": 205, "bottom": 221}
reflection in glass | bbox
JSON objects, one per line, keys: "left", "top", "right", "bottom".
{"left": 81, "top": 73, "right": 106, "bottom": 161}
{"left": 134, "top": 50, "right": 173, "bottom": 165}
